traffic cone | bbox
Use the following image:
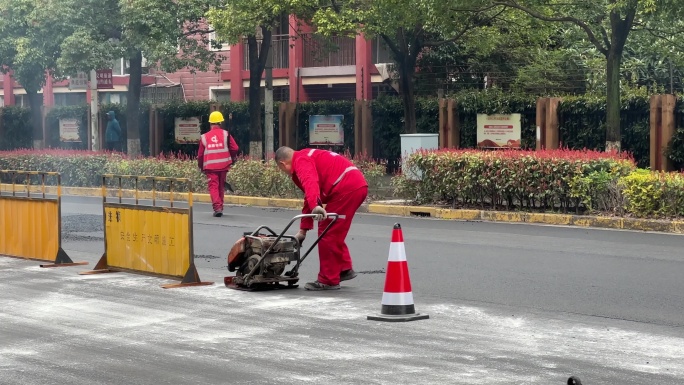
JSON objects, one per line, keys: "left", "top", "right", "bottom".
{"left": 368, "top": 223, "right": 429, "bottom": 322}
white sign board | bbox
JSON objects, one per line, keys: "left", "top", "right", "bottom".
{"left": 174, "top": 117, "right": 202, "bottom": 144}
{"left": 309, "top": 115, "right": 344, "bottom": 146}
{"left": 59, "top": 118, "right": 81, "bottom": 143}
{"left": 476, "top": 113, "right": 522, "bottom": 148}
{"left": 69, "top": 72, "right": 88, "bottom": 90}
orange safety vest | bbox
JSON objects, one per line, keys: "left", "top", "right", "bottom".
{"left": 201, "top": 129, "right": 232, "bottom": 171}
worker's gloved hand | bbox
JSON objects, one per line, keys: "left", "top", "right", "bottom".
{"left": 312, "top": 206, "right": 327, "bottom": 221}
{"left": 294, "top": 229, "right": 307, "bottom": 245}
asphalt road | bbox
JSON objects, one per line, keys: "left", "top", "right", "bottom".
{"left": 1, "top": 196, "right": 683, "bottom": 384}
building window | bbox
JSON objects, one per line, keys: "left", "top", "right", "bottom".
{"left": 55, "top": 93, "right": 87, "bottom": 106}
{"left": 208, "top": 25, "right": 229, "bottom": 51}
{"left": 99, "top": 92, "right": 127, "bottom": 105}
{"left": 210, "top": 88, "right": 231, "bottom": 102}
{"left": 16, "top": 95, "right": 28, "bottom": 107}
{"left": 0, "top": 96, "right": 4, "bottom": 107}
{"left": 113, "top": 58, "right": 130, "bottom": 76}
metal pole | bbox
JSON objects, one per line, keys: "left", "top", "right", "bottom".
{"left": 89, "top": 70, "right": 99, "bottom": 151}
{"left": 265, "top": 41, "right": 274, "bottom": 161}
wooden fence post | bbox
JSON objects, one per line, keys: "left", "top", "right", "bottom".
{"left": 661, "top": 94, "right": 676, "bottom": 171}
{"left": 362, "top": 101, "right": 373, "bottom": 157}
{"left": 650, "top": 95, "right": 663, "bottom": 171}
{"left": 439, "top": 98, "right": 447, "bottom": 149}
{"left": 278, "top": 102, "right": 297, "bottom": 149}
{"left": 286, "top": 103, "right": 297, "bottom": 148}
{"left": 545, "top": 97, "right": 561, "bottom": 149}
{"left": 536, "top": 98, "right": 547, "bottom": 150}
{"left": 447, "top": 99, "right": 459, "bottom": 148}
{"left": 148, "top": 106, "right": 156, "bottom": 156}
{"left": 278, "top": 103, "right": 287, "bottom": 149}
{"left": 87, "top": 105, "right": 92, "bottom": 151}
{"left": 354, "top": 100, "right": 362, "bottom": 156}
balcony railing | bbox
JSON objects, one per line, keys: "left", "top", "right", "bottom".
{"left": 303, "top": 35, "right": 356, "bottom": 67}
{"left": 243, "top": 34, "right": 290, "bottom": 71}
{"left": 238, "top": 34, "right": 387, "bottom": 71}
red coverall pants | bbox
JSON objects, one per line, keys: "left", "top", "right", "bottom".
{"left": 206, "top": 171, "right": 227, "bottom": 213}
{"left": 316, "top": 182, "right": 368, "bottom": 286}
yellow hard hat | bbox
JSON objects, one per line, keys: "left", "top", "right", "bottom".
{"left": 209, "top": 111, "right": 224, "bottom": 123}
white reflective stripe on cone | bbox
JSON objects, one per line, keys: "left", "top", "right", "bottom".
{"left": 388, "top": 243, "right": 407, "bottom": 262}
{"left": 381, "top": 292, "right": 415, "bottom": 306}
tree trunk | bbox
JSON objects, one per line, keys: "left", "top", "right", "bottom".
{"left": 605, "top": 51, "right": 622, "bottom": 152}
{"left": 398, "top": 63, "right": 417, "bottom": 134}
{"left": 383, "top": 28, "right": 419, "bottom": 134}
{"left": 603, "top": 7, "right": 635, "bottom": 153}
{"left": 26, "top": 90, "right": 44, "bottom": 149}
{"left": 126, "top": 50, "right": 143, "bottom": 157}
{"left": 247, "top": 28, "right": 272, "bottom": 159}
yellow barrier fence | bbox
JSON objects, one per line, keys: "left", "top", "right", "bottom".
{"left": 0, "top": 171, "right": 88, "bottom": 268}
{"left": 79, "top": 175, "right": 213, "bottom": 288}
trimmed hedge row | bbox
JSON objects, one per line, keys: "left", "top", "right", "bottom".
{"left": 4, "top": 89, "right": 677, "bottom": 170}
{"left": 2, "top": 149, "right": 682, "bottom": 218}
{"left": 392, "top": 149, "right": 684, "bottom": 218}
{"left": 0, "top": 150, "right": 387, "bottom": 199}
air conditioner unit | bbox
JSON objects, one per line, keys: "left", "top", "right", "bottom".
{"left": 375, "top": 63, "right": 399, "bottom": 93}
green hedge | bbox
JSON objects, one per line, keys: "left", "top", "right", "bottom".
{"left": 45, "top": 106, "right": 89, "bottom": 150}
{"left": 0, "top": 150, "right": 387, "bottom": 198}
{"left": 665, "top": 98, "right": 684, "bottom": 170}
{"left": 0, "top": 107, "right": 32, "bottom": 150}
{"left": 392, "top": 148, "right": 637, "bottom": 213}
{"left": 392, "top": 148, "right": 684, "bottom": 218}
{"left": 24, "top": 104, "right": 151, "bottom": 154}
{"left": 558, "top": 92, "right": 650, "bottom": 168}
{"left": 0, "top": 90, "right": 666, "bottom": 169}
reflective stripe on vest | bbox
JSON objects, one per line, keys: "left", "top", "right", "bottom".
{"left": 332, "top": 166, "right": 358, "bottom": 187}
{"left": 306, "top": 149, "right": 358, "bottom": 188}
{"left": 202, "top": 130, "right": 231, "bottom": 168}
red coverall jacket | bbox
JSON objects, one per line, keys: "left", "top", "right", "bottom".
{"left": 197, "top": 126, "right": 239, "bottom": 172}
{"left": 291, "top": 149, "right": 368, "bottom": 230}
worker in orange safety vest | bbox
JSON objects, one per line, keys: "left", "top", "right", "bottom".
{"left": 198, "top": 111, "right": 239, "bottom": 217}
{"left": 275, "top": 146, "right": 368, "bottom": 291}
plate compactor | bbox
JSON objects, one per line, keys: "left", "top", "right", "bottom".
{"left": 224, "top": 213, "right": 340, "bottom": 291}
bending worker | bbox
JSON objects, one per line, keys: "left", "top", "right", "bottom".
{"left": 275, "top": 146, "right": 368, "bottom": 291}
{"left": 198, "top": 111, "right": 239, "bottom": 217}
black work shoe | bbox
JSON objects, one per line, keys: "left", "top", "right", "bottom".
{"left": 213, "top": 211, "right": 223, "bottom": 217}
{"left": 304, "top": 281, "right": 340, "bottom": 291}
{"left": 224, "top": 182, "right": 234, "bottom": 193}
{"left": 340, "top": 269, "right": 357, "bottom": 281}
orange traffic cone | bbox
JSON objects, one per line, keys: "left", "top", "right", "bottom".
{"left": 368, "top": 223, "right": 429, "bottom": 322}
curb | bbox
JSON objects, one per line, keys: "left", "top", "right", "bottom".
{"left": 367, "top": 204, "right": 684, "bottom": 234}
{"left": 3, "top": 185, "right": 680, "bottom": 234}
{"left": 0, "top": 185, "right": 303, "bottom": 209}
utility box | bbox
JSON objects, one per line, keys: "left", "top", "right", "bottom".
{"left": 400, "top": 133, "right": 439, "bottom": 180}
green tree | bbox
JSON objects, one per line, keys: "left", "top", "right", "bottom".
{"left": 414, "top": 14, "right": 583, "bottom": 96}
{"left": 208, "top": 1, "right": 315, "bottom": 158}
{"left": 57, "top": 0, "right": 225, "bottom": 157}
{"left": 0, "top": 0, "right": 73, "bottom": 149}
{"left": 312, "top": 0, "right": 500, "bottom": 133}
{"left": 491, "top": 0, "right": 684, "bottom": 152}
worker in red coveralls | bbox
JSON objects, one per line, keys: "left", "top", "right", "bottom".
{"left": 198, "top": 111, "right": 239, "bottom": 217}
{"left": 275, "top": 146, "right": 368, "bottom": 291}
